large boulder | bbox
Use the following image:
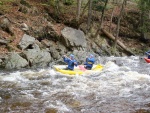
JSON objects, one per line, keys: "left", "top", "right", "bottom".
{"left": 19, "top": 34, "right": 35, "bottom": 50}
{"left": 24, "top": 49, "right": 51, "bottom": 67}
{"left": 5, "top": 53, "right": 28, "bottom": 69}
{"left": 50, "top": 47, "right": 60, "bottom": 60}
{"left": 61, "top": 27, "right": 87, "bottom": 48}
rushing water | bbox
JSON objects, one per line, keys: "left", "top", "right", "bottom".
{"left": 0, "top": 56, "right": 150, "bottom": 113}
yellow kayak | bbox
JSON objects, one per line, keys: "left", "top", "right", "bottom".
{"left": 53, "top": 64, "right": 103, "bottom": 75}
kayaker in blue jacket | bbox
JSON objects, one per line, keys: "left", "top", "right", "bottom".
{"left": 145, "top": 50, "right": 150, "bottom": 59}
{"left": 84, "top": 54, "right": 95, "bottom": 70}
{"left": 63, "top": 54, "right": 78, "bottom": 70}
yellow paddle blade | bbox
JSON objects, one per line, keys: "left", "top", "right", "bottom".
{"left": 92, "top": 64, "right": 103, "bottom": 70}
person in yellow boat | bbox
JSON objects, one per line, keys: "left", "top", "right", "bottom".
{"left": 84, "top": 54, "right": 95, "bottom": 70}
{"left": 63, "top": 54, "right": 78, "bottom": 70}
{"left": 145, "top": 50, "right": 150, "bottom": 59}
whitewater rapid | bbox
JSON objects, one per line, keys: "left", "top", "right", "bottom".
{"left": 0, "top": 56, "right": 150, "bottom": 113}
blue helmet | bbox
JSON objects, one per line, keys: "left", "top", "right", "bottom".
{"left": 70, "top": 54, "right": 74, "bottom": 59}
{"left": 90, "top": 54, "right": 94, "bottom": 58}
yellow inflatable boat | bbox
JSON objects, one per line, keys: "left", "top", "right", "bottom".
{"left": 53, "top": 64, "right": 103, "bottom": 75}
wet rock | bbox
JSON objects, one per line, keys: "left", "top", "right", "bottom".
{"left": 5, "top": 53, "right": 28, "bottom": 69}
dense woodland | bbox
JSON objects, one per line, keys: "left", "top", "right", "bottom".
{"left": 0, "top": 0, "right": 150, "bottom": 56}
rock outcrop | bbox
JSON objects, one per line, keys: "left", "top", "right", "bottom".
{"left": 61, "top": 27, "right": 87, "bottom": 48}
{"left": 5, "top": 53, "right": 28, "bottom": 69}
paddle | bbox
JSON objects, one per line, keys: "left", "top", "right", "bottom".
{"left": 63, "top": 55, "right": 77, "bottom": 65}
{"left": 145, "top": 52, "right": 150, "bottom": 55}
{"left": 63, "top": 55, "right": 87, "bottom": 71}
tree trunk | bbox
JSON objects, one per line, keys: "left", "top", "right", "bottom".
{"left": 140, "top": 10, "right": 145, "bottom": 40}
{"left": 149, "top": 10, "right": 150, "bottom": 19}
{"left": 99, "top": 0, "right": 108, "bottom": 29}
{"left": 87, "top": 0, "right": 92, "bottom": 33}
{"left": 109, "top": 7, "right": 115, "bottom": 32}
{"left": 76, "top": 0, "right": 82, "bottom": 22}
{"left": 102, "top": 29, "right": 135, "bottom": 55}
{"left": 94, "top": 0, "right": 109, "bottom": 38}
{"left": 80, "top": 1, "right": 89, "bottom": 20}
{"left": 114, "top": 0, "right": 126, "bottom": 53}
{"left": 55, "top": 0, "right": 61, "bottom": 16}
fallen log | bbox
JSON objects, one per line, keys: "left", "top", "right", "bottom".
{"left": 101, "top": 29, "right": 135, "bottom": 55}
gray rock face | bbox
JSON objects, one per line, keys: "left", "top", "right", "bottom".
{"left": 0, "top": 18, "right": 10, "bottom": 29}
{"left": 50, "top": 47, "right": 60, "bottom": 60}
{"left": 5, "top": 53, "right": 28, "bottom": 69}
{"left": 61, "top": 27, "right": 87, "bottom": 48}
{"left": 24, "top": 49, "right": 51, "bottom": 67}
{"left": 0, "top": 59, "right": 3, "bottom": 68}
{"left": 19, "top": 34, "right": 35, "bottom": 50}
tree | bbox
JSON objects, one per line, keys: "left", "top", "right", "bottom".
{"left": 76, "top": 0, "right": 82, "bottom": 22}
{"left": 87, "top": 0, "right": 93, "bottom": 33}
{"left": 137, "top": 0, "right": 150, "bottom": 41}
{"left": 113, "top": 0, "right": 126, "bottom": 53}
{"left": 94, "top": 0, "right": 109, "bottom": 38}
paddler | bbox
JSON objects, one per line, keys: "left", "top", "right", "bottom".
{"left": 63, "top": 54, "right": 78, "bottom": 70}
{"left": 145, "top": 50, "right": 150, "bottom": 59}
{"left": 84, "top": 54, "right": 95, "bottom": 70}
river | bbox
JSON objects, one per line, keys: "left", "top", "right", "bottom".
{"left": 0, "top": 56, "right": 150, "bottom": 113}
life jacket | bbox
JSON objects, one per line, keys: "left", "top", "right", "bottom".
{"left": 84, "top": 57, "right": 95, "bottom": 69}
{"left": 63, "top": 57, "right": 78, "bottom": 70}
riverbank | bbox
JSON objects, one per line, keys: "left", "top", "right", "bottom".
{"left": 0, "top": 0, "right": 149, "bottom": 69}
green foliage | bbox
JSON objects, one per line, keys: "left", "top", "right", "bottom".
{"left": 92, "top": 0, "right": 110, "bottom": 11}
{"left": 0, "top": 0, "right": 12, "bottom": 4}
{"left": 137, "top": 0, "right": 150, "bottom": 33}
{"left": 20, "top": 0, "right": 31, "bottom": 8}
{"left": 0, "top": 0, "right": 15, "bottom": 12}
{"left": 0, "top": 1, "right": 3, "bottom": 5}
{"left": 63, "top": 0, "right": 74, "bottom": 5}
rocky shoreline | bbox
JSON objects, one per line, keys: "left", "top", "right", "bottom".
{"left": 0, "top": 27, "right": 101, "bottom": 69}
{"left": 0, "top": 0, "right": 149, "bottom": 70}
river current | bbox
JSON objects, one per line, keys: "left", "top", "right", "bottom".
{"left": 0, "top": 56, "right": 150, "bottom": 113}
